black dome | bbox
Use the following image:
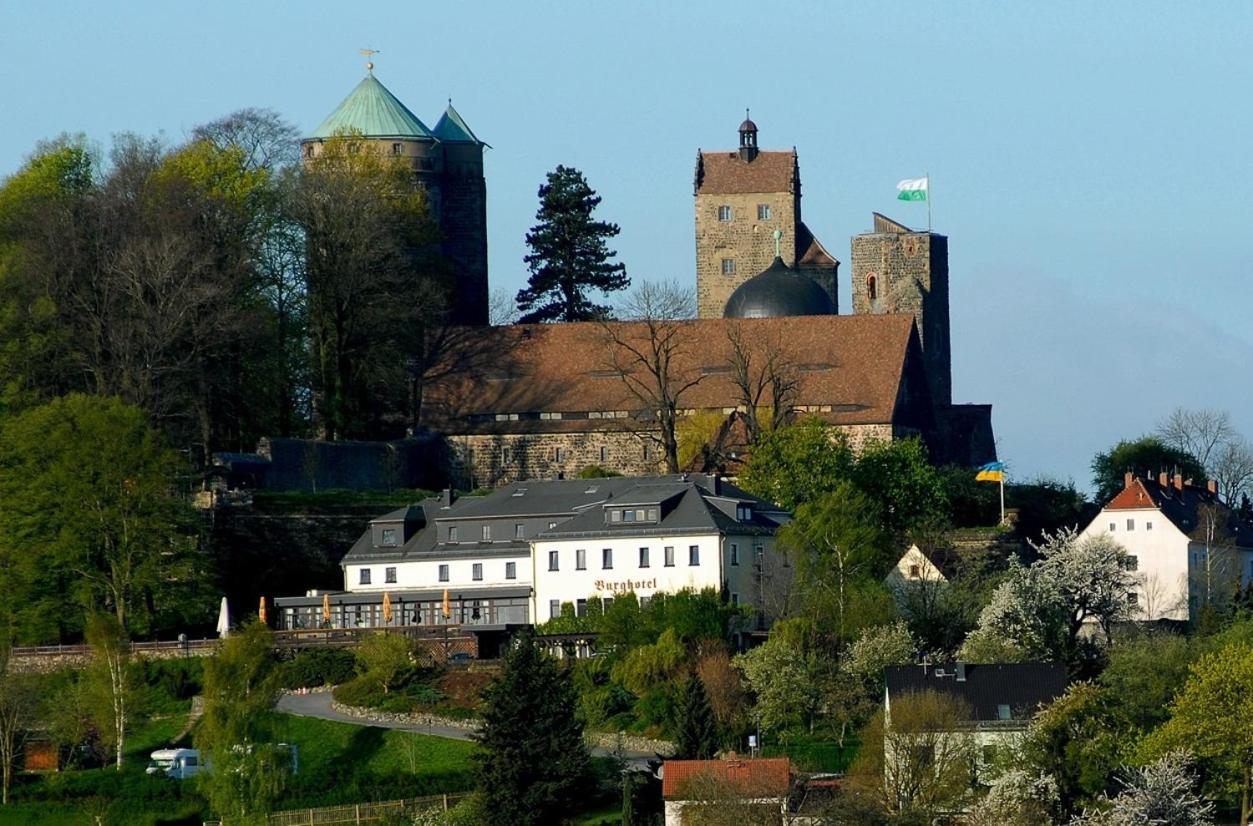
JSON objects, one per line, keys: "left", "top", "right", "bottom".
{"left": 739, "top": 117, "right": 757, "bottom": 133}
{"left": 723, "top": 257, "right": 835, "bottom": 319}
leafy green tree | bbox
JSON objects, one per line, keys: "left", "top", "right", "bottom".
{"left": 0, "top": 633, "right": 39, "bottom": 806}
{"left": 84, "top": 614, "right": 137, "bottom": 770}
{"left": 1140, "top": 641, "right": 1253, "bottom": 823}
{"left": 1098, "top": 630, "right": 1193, "bottom": 732}
{"left": 675, "top": 676, "right": 719, "bottom": 759}
{"left": 734, "top": 633, "right": 817, "bottom": 736}
{"left": 195, "top": 621, "right": 286, "bottom": 825}
{"left": 0, "top": 394, "right": 204, "bottom": 642}
{"left": 475, "top": 629, "right": 592, "bottom": 825}
{"left": 738, "top": 418, "right": 855, "bottom": 511}
{"left": 354, "top": 632, "right": 413, "bottom": 694}
{"left": 515, "top": 165, "right": 629, "bottom": 323}
{"left": 851, "top": 438, "right": 948, "bottom": 538}
{"left": 1021, "top": 682, "right": 1124, "bottom": 817}
{"left": 781, "top": 482, "right": 892, "bottom": 639}
{"left": 1091, "top": 437, "right": 1205, "bottom": 503}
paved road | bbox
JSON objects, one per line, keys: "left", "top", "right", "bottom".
{"left": 276, "top": 691, "right": 658, "bottom": 766}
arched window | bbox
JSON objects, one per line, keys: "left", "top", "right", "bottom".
{"left": 866, "top": 274, "right": 878, "bottom": 301}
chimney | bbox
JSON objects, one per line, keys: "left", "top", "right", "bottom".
{"left": 710, "top": 474, "right": 721, "bottom": 495}
{"left": 1158, "top": 471, "right": 1169, "bottom": 488}
{"left": 1123, "top": 471, "right": 1134, "bottom": 488}
{"left": 441, "top": 488, "right": 455, "bottom": 508}
{"left": 1173, "top": 473, "right": 1184, "bottom": 492}
{"left": 955, "top": 662, "right": 967, "bottom": 682}
{"left": 1207, "top": 479, "right": 1218, "bottom": 495}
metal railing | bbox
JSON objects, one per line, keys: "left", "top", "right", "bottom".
{"left": 203, "top": 793, "right": 469, "bottom": 826}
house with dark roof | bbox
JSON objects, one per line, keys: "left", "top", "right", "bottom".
{"left": 273, "top": 474, "right": 791, "bottom": 649}
{"left": 1079, "top": 471, "right": 1253, "bottom": 620}
{"left": 662, "top": 755, "right": 792, "bottom": 826}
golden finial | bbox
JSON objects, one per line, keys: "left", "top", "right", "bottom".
{"left": 360, "top": 47, "right": 380, "bottom": 74}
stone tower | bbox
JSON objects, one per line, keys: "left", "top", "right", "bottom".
{"left": 694, "top": 116, "right": 839, "bottom": 319}
{"left": 850, "top": 213, "right": 951, "bottom": 406}
{"left": 302, "top": 70, "right": 489, "bottom": 325}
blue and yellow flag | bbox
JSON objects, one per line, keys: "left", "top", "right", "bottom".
{"left": 975, "top": 462, "right": 1005, "bottom": 483}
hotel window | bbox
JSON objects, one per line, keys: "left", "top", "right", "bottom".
{"left": 576, "top": 599, "right": 587, "bottom": 618}
{"left": 721, "top": 258, "right": 736, "bottom": 275}
{"left": 449, "top": 526, "right": 459, "bottom": 542}
{"left": 647, "top": 508, "right": 658, "bottom": 521}
{"left": 505, "top": 561, "right": 517, "bottom": 580}
{"left": 548, "top": 550, "right": 559, "bottom": 571}
{"left": 385, "top": 567, "right": 397, "bottom": 584}
{"left": 689, "top": 545, "right": 700, "bottom": 566}
{"left": 549, "top": 600, "right": 561, "bottom": 619}
{"left": 730, "top": 544, "right": 740, "bottom": 566}
{"left": 438, "top": 564, "right": 449, "bottom": 582}
{"left": 757, "top": 204, "right": 772, "bottom": 220}
{"left": 718, "top": 205, "right": 732, "bottom": 222}
{"left": 359, "top": 568, "right": 372, "bottom": 585}
{"left": 472, "top": 563, "right": 483, "bottom": 581}
{"left": 381, "top": 528, "right": 397, "bottom": 546}
{"left": 624, "top": 510, "right": 636, "bottom": 522}
{"left": 639, "top": 547, "right": 650, "bottom": 568}
{"left": 603, "top": 548, "right": 613, "bottom": 569}
{"left": 515, "top": 524, "right": 525, "bottom": 539}
{"left": 1126, "top": 519, "right": 1135, "bottom": 531}
{"left": 576, "top": 549, "right": 587, "bottom": 570}
{"left": 610, "top": 510, "right": 622, "bottom": 523}
{"left": 483, "top": 525, "right": 492, "bottom": 541}
{"left": 664, "top": 546, "right": 675, "bottom": 567}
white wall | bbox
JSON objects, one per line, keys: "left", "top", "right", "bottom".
{"left": 1080, "top": 507, "right": 1190, "bottom": 621}
{"left": 344, "top": 554, "right": 531, "bottom": 594}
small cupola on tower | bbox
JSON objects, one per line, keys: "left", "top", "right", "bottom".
{"left": 738, "top": 110, "right": 758, "bottom": 162}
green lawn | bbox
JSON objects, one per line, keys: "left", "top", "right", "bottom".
{"left": 764, "top": 733, "right": 859, "bottom": 773}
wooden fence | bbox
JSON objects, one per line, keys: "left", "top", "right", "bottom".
{"left": 204, "top": 793, "right": 469, "bottom": 826}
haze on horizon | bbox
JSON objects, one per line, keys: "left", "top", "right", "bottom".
{"left": 3, "top": 0, "right": 1250, "bottom": 494}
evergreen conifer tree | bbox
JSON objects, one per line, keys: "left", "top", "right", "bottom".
{"left": 474, "top": 629, "right": 592, "bottom": 825}
{"left": 516, "top": 165, "right": 629, "bottom": 322}
{"left": 674, "top": 675, "right": 719, "bottom": 760}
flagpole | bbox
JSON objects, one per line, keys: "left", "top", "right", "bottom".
{"left": 926, "top": 172, "right": 931, "bottom": 233}
{"left": 999, "top": 475, "right": 1005, "bottom": 526}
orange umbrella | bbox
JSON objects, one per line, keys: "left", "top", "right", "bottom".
{"left": 382, "top": 592, "right": 393, "bottom": 625}
{"left": 258, "top": 595, "right": 267, "bottom": 624}
{"left": 322, "top": 593, "right": 331, "bottom": 624}
{"left": 442, "top": 588, "right": 451, "bottom": 620}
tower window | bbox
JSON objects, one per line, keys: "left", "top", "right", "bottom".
{"left": 392, "top": 143, "right": 402, "bottom": 155}
{"left": 721, "top": 259, "right": 736, "bottom": 275}
{"left": 718, "top": 205, "right": 732, "bottom": 222}
{"left": 757, "top": 204, "right": 772, "bottom": 220}
{"left": 304, "top": 145, "right": 314, "bottom": 159}
{"left": 866, "top": 274, "right": 878, "bottom": 301}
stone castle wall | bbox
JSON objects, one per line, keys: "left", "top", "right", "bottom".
{"left": 850, "top": 232, "right": 952, "bottom": 406}
{"left": 696, "top": 190, "right": 798, "bottom": 318}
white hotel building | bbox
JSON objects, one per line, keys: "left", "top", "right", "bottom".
{"left": 274, "top": 475, "right": 790, "bottom": 650}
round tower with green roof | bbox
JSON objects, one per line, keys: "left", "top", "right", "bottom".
{"left": 302, "top": 67, "right": 489, "bottom": 325}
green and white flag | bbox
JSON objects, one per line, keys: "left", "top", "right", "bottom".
{"left": 896, "top": 177, "right": 928, "bottom": 201}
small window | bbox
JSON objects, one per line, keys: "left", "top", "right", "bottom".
{"left": 505, "top": 561, "right": 517, "bottom": 580}
{"left": 599, "top": 446, "right": 608, "bottom": 462}
{"left": 1109, "top": 522, "right": 1116, "bottom": 532}
{"left": 1146, "top": 521, "right": 1153, "bottom": 530}
{"left": 438, "top": 564, "right": 449, "bottom": 582}
{"left": 359, "top": 568, "right": 372, "bottom": 585}
{"left": 576, "top": 599, "right": 587, "bottom": 618}
{"left": 997, "top": 704, "right": 1012, "bottom": 721}
{"left": 449, "top": 526, "right": 459, "bottom": 542}
{"left": 392, "top": 142, "right": 402, "bottom": 155}
{"left": 1124, "top": 555, "right": 1139, "bottom": 571}
{"left": 576, "top": 549, "right": 587, "bottom": 570}
{"left": 303, "top": 144, "right": 314, "bottom": 159}
{"left": 866, "top": 274, "right": 877, "bottom": 301}
{"left": 639, "top": 547, "right": 650, "bottom": 568}
{"left": 721, "top": 258, "right": 736, "bottom": 275}
{"left": 624, "top": 510, "right": 636, "bottom": 523}
{"left": 482, "top": 525, "right": 492, "bottom": 541}
{"left": 636, "top": 509, "right": 647, "bottom": 522}
{"left": 730, "top": 593, "right": 740, "bottom": 606}
{"left": 385, "top": 567, "right": 397, "bottom": 584}
{"left": 549, "top": 600, "right": 561, "bottom": 619}
{"left": 380, "top": 528, "right": 397, "bottom": 546}
{"left": 756, "top": 204, "right": 771, "bottom": 220}
{"left": 730, "top": 544, "right": 739, "bottom": 566}
{"left": 603, "top": 548, "right": 613, "bottom": 569}
{"left": 515, "top": 523, "right": 525, "bottom": 539}
{"left": 1127, "top": 591, "right": 1139, "bottom": 606}
{"left": 610, "top": 510, "right": 622, "bottom": 523}
{"left": 647, "top": 508, "right": 658, "bottom": 522}
{"left": 554, "top": 447, "right": 566, "bottom": 462}
{"left": 1126, "top": 519, "right": 1135, "bottom": 531}
{"left": 909, "top": 564, "right": 921, "bottom": 578}
{"left": 472, "top": 563, "right": 483, "bottom": 581}
{"left": 643, "top": 444, "right": 651, "bottom": 461}
{"left": 664, "top": 546, "right": 675, "bottom": 567}
{"left": 718, "top": 205, "right": 732, "bottom": 222}
{"left": 689, "top": 545, "right": 700, "bottom": 566}
{"left": 548, "top": 550, "right": 559, "bottom": 572}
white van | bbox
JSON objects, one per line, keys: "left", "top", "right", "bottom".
{"left": 146, "top": 748, "right": 204, "bottom": 780}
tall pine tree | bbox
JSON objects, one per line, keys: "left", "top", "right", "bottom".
{"left": 515, "top": 165, "right": 629, "bottom": 323}
{"left": 674, "top": 675, "right": 719, "bottom": 760}
{"left": 474, "top": 629, "right": 592, "bottom": 825}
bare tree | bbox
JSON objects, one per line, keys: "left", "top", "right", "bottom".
{"left": 1211, "top": 437, "right": 1253, "bottom": 507}
{"left": 191, "top": 108, "right": 300, "bottom": 172}
{"left": 1157, "top": 407, "right": 1253, "bottom": 504}
{"left": 599, "top": 281, "right": 702, "bottom": 473}
{"left": 725, "top": 322, "right": 801, "bottom": 444}
{"left": 1196, "top": 502, "right": 1242, "bottom": 614}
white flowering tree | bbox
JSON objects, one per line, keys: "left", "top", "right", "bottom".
{"left": 959, "top": 529, "right": 1134, "bottom": 663}
{"left": 1069, "top": 752, "right": 1214, "bottom": 826}
{"left": 967, "top": 769, "right": 1060, "bottom": 826}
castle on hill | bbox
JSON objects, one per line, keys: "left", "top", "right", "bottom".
{"left": 300, "top": 73, "right": 995, "bottom": 488}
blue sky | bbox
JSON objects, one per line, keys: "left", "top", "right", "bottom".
{"left": 3, "top": 1, "right": 1251, "bottom": 493}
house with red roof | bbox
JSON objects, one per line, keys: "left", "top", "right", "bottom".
{"left": 661, "top": 755, "right": 791, "bottom": 825}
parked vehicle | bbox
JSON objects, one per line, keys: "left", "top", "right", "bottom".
{"left": 146, "top": 748, "right": 204, "bottom": 780}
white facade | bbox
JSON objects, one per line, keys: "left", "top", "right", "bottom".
{"left": 1080, "top": 507, "right": 1191, "bottom": 621}
{"left": 883, "top": 544, "right": 949, "bottom": 591}
{"left": 531, "top": 533, "right": 784, "bottom": 621}
{"left": 343, "top": 553, "right": 531, "bottom": 595}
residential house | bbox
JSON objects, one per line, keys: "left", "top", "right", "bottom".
{"left": 662, "top": 755, "right": 792, "bottom": 825}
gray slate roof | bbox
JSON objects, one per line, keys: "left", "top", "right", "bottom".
{"left": 885, "top": 662, "right": 1068, "bottom": 724}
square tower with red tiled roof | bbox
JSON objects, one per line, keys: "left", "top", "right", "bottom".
{"left": 694, "top": 116, "right": 839, "bottom": 319}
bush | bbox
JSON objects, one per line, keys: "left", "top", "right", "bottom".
{"left": 139, "top": 658, "right": 204, "bottom": 704}
{"left": 279, "top": 648, "right": 357, "bottom": 689}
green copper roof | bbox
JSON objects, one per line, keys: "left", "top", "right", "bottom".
{"left": 310, "top": 74, "right": 434, "bottom": 140}
{"left": 433, "top": 103, "right": 486, "bottom": 145}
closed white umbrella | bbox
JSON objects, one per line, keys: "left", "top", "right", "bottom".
{"left": 216, "top": 597, "right": 231, "bottom": 638}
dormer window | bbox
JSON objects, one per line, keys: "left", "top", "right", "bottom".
{"left": 482, "top": 525, "right": 492, "bottom": 542}
{"left": 736, "top": 505, "right": 753, "bottom": 521}
{"left": 380, "top": 528, "right": 397, "bottom": 546}
{"left": 448, "top": 526, "right": 459, "bottom": 542}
